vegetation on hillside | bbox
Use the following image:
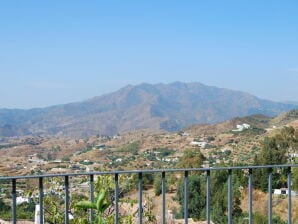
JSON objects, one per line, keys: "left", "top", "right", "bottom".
{"left": 254, "top": 126, "right": 298, "bottom": 191}
{"left": 0, "top": 113, "right": 297, "bottom": 223}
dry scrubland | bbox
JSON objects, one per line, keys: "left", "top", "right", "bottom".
{"left": 0, "top": 110, "right": 298, "bottom": 223}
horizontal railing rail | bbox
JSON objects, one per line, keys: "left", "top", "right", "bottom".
{"left": 1, "top": 164, "right": 298, "bottom": 224}
{"left": 1, "top": 164, "right": 298, "bottom": 180}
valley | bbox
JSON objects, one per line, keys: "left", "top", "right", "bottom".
{"left": 0, "top": 110, "right": 297, "bottom": 223}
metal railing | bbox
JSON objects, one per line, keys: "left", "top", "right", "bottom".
{"left": 1, "top": 164, "right": 298, "bottom": 224}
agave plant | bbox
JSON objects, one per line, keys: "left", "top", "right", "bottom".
{"left": 76, "top": 189, "right": 111, "bottom": 224}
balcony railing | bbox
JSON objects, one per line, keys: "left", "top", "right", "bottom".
{"left": 1, "top": 164, "right": 298, "bottom": 224}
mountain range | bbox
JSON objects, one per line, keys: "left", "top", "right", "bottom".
{"left": 0, "top": 82, "right": 297, "bottom": 137}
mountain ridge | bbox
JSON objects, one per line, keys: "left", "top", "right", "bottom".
{"left": 0, "top": 82, "right": 297, "bottom": 137}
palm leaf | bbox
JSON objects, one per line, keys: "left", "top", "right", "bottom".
{"left": 96, "top": 190, "right": 107, "bottom": 210}
{"left": 76, "top": 201, "right": 97, "bottom": 210}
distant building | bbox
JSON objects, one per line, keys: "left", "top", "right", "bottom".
{"left": 52, "top": 159, "right": 62, "bottom": 163}
{"left": 233, "top": 123, "right": 250, "bottom": 132}
{"left": 289, "top": 153, "right": 298, "bottom": 163}
{"left": 242, "top": 123, "right": 250, "bottom": 129}
{"left": 190, "top": 141, "right": 207, "bottom": 148}
{"left": 274, "top": 188, "right": 298, "bottom": 196}
{"left": 115, "top": 158, "right": 123, "bottom": 163}
{"left": 16, "top": 196, "right": 29, "bottom": 205}
{"left": 180, "top": 132, "right": 190, "bottom": 136}
{"left": 290, "top": 153, "right": 298, "bottom": 159}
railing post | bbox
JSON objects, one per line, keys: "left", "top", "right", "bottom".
{"left": 206, "top": 170, "right": 210, "bottom": 224}
{"left": 287, "top": 167, "right": 292, "bottom": 224}
{"left": 65, "top": 176, "right": 69, "bottom": 224}
{"left": 162, "top": 171, "right": 166, "bottom": 224}
{"left": 11, "top": 179, "right": 16, "bottom": 224}
{"left": 268, "top": 168, "right": 272, "bottom": 224}
{"left": 115, "top": 173, "right": 119, "bottom": 224}
{"left": 228, "top": 169, "right": 232, "bottom": 224}
{"left": 89, "top": 175, "right": 94, "bottom": 223}
{"left": 184, "top": 171, "right": 189, "bottom": 224}
{"left": 39, "top": 177, "right": 44, "bottom": 224}
{"left": 138, "top": 172, "right": 143, "bottom": 224}
{"left": 248, "top": 169, "right": 252, "bottom": 224}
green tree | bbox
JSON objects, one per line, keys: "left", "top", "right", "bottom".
{"left": 175, "top": 168, "right": 243, "bottom": 222}
{"left": 0, "top": 197, "right": 10, "bottom": 211}
{"left": 176, "top": 175, "right": 206, "bottom": 220}
{"left": 44, "top": 195, "right": 64, "bottom": 224}
{"left": 0, "top": 197, "right": 11, "bottom": 219}
{"left": 253, "top": 127, "right": 297, "bottom": 191}
{"left": 210, "top": 168, "right": 243, "bottom": 223}
{"left": 259, "top": 137, "right": 287, "bottom": 165}
{"left": 177, "top": 149, "right": 205, "bottom": 168}
{"left": 153, "top": 173, "right": 173, "bottom": 196}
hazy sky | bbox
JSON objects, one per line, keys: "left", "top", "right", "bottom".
{"left": 1, "top": 1, "right": 298, "bottom": 109}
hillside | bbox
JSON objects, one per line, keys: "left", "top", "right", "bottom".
{"left": 1, "top": 110, "right": 297, "bottom": 175}
{"left": 0, "top": 82, "right": 296, "bottom": 137}
{"left": 270, "top": 109, "right": 298, "bottom": 126}
{"left": 1, "top": 109, "right": 297, "bottom": 224}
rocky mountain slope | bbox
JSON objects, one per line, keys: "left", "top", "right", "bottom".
{"left": 0, "top": 82, "right": 296, "bottom": 137}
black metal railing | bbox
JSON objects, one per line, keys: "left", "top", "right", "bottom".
{"left": 1, "top": 164, "right": 298, "bottom": 224}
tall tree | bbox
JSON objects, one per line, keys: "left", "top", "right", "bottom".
{"left": 176, "top": 148, "right": 205, "bottom": 168}
{"left": 254, "top": 126, "right": 297, "bottom": 191}
{"left": 176, "top": 175, "right": 206, "bottom": 220}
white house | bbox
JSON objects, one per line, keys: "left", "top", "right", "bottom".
{"left": 115, "top": 158, "right": 123, "bottom": 163}
{"left": 16, "top": 196, "right": 29, "bottom": 205}
{"left": 234, "top": 123, "right": 251, "bottom": 132}
{"left": 236, "top": 125, "right": 244, "bottom": 131}
{"left": 243, "top": 123, "right": 250, "bottom": 129}
{"left": 190, "top": 141, "right": 207, "bottom": 148}
{"left": 274, "top": 188, "right": 298, "bottom": 196}
{"left": 180, "top": 132, "right": 190, "bottom": 136}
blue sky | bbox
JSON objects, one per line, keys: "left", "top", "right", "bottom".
{"left": 0, "top": 1, "right": 298, "bottom": 108}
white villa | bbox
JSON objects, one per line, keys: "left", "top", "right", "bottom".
{"left": 233, "top": 123, "right": 251, "bottom": 132}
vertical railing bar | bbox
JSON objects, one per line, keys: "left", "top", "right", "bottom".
{"left": 206, "top": 170, "right": 210, "bottom": 224}
{"left": 184, "top": 171, "right": 189, "bottom": 224}
{"left": 248, "top": 169, "right": 252, "bottom": 224}
{"left": 268, "top": 168, "right": 272, "bottom": 224}
{"left": 162, "top": 171, "right": 166, "bottom": 224}
{"left": 288, "top": 167, "right": 292, "bottom": 224}
{"left": 65, "top": 176, "right": 69, "bottom": 224}
{"left": 89, "top": 174, "right": 94, "bottom": 223}
{"left": 138, "top": 172, "right": 143, "bottom": 224}
{"left": 228, "top": 169, "right": 232, "bottom": 224}
{"left": 115, "top": 173, "right": 119, "bottom": 224}
{"left": 39, "top": 177, "right": 44, "bottom": 224}
{"left": 12, "top": 179, "right": 16, "bottom": 224}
